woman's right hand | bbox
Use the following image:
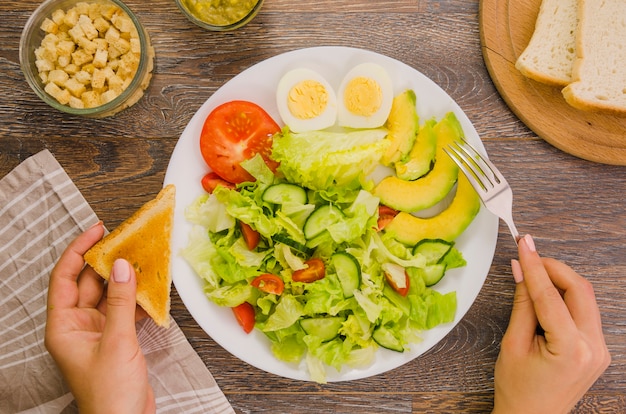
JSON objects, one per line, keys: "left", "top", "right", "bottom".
{"left": 493, "top": 234, "right": 610, "bottom": 414}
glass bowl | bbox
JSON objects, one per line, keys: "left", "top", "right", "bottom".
{"left": 174, "top": 0, "right": 264, "bottom": 31}
{"left": 19, "top": 0, "right": 154, "bottom": 118}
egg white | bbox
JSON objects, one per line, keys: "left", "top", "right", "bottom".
{"left": 276, "top": 68, "right": 337, "bottom": 132}
{"left": 337, "top": 62, "right": 393, "bottom": 129}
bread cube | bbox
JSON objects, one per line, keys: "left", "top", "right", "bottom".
{"left": 74, "top": 2, "right": 90, "bottom": 15}
{"left": 74, "top": 70, "right": 91, "bottom": 84}
{"left": 56, "top": 40, "right": 76, "bottom": 57}
{"left": 44, "top": 82, "right": 71, "bottom": 105}
{"left": 72, "top": 48, "right": 93, "bottom": 66}
{"left": 57, "top": 55, "right": 71, "bottom": 68}
{"left": 93, "top": 16, "right": 110, "bottom": 33}
{"left": 65, "top": 77, "right": 86, "bottom": 97}
{"left": 64, "top": 63, "right": 80, "bottom": 76}
{"left": 111, "top": 13, "right": 134, "bottom": 33}
{"left": 35, "top": 58, "right": 56, "bottom": 73}
{"left": 40, "top": 18, "right": 58, "bottom": 34}
{"left": 91, "top": 68, "right": 106, "bottom": 89}
{"left": 81, "top": 90, "right": 101, "bottom": 108}
{"left": 130, "top": 38, "right": 141, "bottom": 54}
{"left": 100, "top": 88, "right": 118, "bottom": 104}
{"left": 108, "top": 73, "right": 125, "bottom": 94}
{"left": 78, "top": 14, "right": 98, "bottom": 40}
{"left": 51, "top": 9, "right": 66, "bottom": 25}
{"left": 48, "top": 69, "right": 69, "bottom": 86}
{"left": 93, "top": 49, "right": 108, "bottom": 68}
{"left": 64, "top": 8, "right": 79, "bottom": 26}
{"left": 42, "top": 32, "right": 59, "bottom": 45}
{"left": 104, "top": 25, "right": 120, "bottom": 43}
{"left": 68, "top": 96, "right": 85, "bottom": 108}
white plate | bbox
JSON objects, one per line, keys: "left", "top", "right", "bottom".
{"left": 164, "top": 46, "right": 499, "bottom": 382}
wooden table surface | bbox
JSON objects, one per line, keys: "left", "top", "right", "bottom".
{"left": 1, "top": 1, "right": 625, "bottom": 412}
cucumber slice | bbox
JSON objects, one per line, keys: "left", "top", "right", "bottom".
{"left": 420, "top": 263, "right": 447, "bottom": 286}
{"left": 412, "top": 238, "right": 453, "bottom": 264}
{"left": 331, "top": 252, "right": 361, "bottom": 298}
{"left": 272, "top": 234, "right": 313, "bottom": 255}
{"left": 372, "top": 325, "right": 404, "bottom": 352}
{"left": 262, "top": 183, "right": 307, "bottom": 205}
{"left": 303, "top": 204, "right": 345, "bottom": 239}
{"left": 300, "top": 316, "right": 344, "bottom": 342}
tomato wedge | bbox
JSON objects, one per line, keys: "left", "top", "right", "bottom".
{"left": 251, "top": 274, "right": 284, "bottom": 295}
{"left": 377, "top": 205, "right": 399, "bottom": 231}
{"left": 383, "top": 263, "right": 410, "bottom": 297}
{"left": 292, "top": 258, "right": 326, "bottom": 283}
{"left": 232, "top": 302, "right": 255, "bottom": 334}
{"left": 239, "top": 221, "right": 260, "bottom": 250}
{"left": 200, "top": 100, "right": 281, "bottom": 184}
{"left": 201, "top": 172, "right": 235, "bottom": 193}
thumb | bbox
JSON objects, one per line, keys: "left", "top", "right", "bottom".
{"left": 103, "top": 259, "right": 139, "bottom": 343}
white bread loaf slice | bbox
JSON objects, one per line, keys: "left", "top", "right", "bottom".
{"left": 84, "top": 184, "right": 175, "bottom": 328}
{"left": 562, "top": 0, "right": 626, "bottom": 114}
{"left": 515, "top": 0, "right": 578, "bottom": 86}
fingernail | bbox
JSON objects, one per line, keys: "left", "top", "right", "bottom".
{"left": 112, "top": 259, "right": 131, "bottom": 283}
{"left": 511, "top": 259, "right": 524, "bottom": 283}
{"left": 88, "top": 220, "right": 102, "bottom": 230}
{"left": 522, "top": 234, "right": 536, "bottom": 252}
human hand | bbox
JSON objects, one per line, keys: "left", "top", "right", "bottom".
{"left": 493, "top": 234, "right": 610, "bottom": 414}
{"left": 45, "top": 222, "right": 155, "bottom": 414}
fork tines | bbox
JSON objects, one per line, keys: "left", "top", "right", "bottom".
{"left": 444, "top": 139, "right": 501, "bottom": 196}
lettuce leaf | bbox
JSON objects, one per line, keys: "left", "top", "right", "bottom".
{"left": 272, "top": 128, "right": 390, "bottom": 191}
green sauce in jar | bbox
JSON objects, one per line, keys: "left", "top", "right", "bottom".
{"left": 182, "top": 0, "right": 260, "bottom": 26}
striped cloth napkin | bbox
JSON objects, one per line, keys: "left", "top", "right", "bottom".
{"left": 0, "top": 150, "right": 234, "bottom": 414}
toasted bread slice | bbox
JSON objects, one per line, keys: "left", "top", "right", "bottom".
{"left": 85, "top": 184, "right": 175, "bottom": 328}
{"left": 562, "top": 0, "right": 626, "bottom": 114}
{"left": 515, "top": 0, "right": 578, "bottom": 86}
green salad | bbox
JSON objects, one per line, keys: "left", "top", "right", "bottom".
{"left": 182, "top": 126, "right": 467, "bottom": 383}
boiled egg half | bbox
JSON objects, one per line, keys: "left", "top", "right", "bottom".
{"left": 276, "top": 68, "right": 337, "bottom": 132}
{"left": 337, "top": 62, "right": 393, "bottom": 129}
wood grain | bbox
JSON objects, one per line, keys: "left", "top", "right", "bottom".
{"left": 1, "top": 1, "right": 625, "bottom": 413}
{"left": 480, "top": 0, "right": 626, "bottom": 165}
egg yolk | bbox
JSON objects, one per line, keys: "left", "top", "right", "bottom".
{"left": 343, "top": 77, "right": 382, "bottom": 117}
{"left": 287, "top": 80, "right": 329, "bottom": 120}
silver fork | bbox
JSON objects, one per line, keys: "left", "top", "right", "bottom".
{"left": 444, "top": 138, "right": 520, "bottom": 244}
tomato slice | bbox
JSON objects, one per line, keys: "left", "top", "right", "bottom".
{"left": 239, "top": 221, "right": 260, "bottom": 250}
{"left": 384, "top": 263, "right": 410, "bottom": 297}
{"left": 377, "top": 205, "right": 399, "bottom": 231}
{"left": 292, "top": 258, "right": 326, "bottom": 283}
{"left": 201, "top": 172, "right": 236, "bottom": 193}
{"left": 251, "top": 274, "right": 285, "bottom": 295}
{"left": 200, "top": 100, "right": 281, "bottom": 184}
{"left": 232, "top": 302, "right": 255, "bottom": 334}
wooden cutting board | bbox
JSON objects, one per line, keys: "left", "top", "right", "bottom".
{"left": 479, "top": 0, "right": 626, "bottom": 165}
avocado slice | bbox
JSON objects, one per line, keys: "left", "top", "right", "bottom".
{"left": 381, "top": 89, "right": 419, "bottom": 166}
{"left": 383, "top": 172, "right": 481, "bottom": 245}
{"left": 395, "top": 118, "right": 437, "bottom": 180}
{"left": 374, "top": 112, "right": 462, "bottom": 213}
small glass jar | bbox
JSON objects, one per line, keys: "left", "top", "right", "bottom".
{"left": 19, "top": 0, "right": 154, "bottom": 118}
{"left": 175, "top": 0, "right": 264, "bottom": 31}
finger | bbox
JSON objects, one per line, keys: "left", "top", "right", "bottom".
{"left": 102, "top": 259, "right": 139, "bottom": 346}
{"left": 48, "top": 222, "right": 104, "bottom": 310}
{"left": 502, "top": 259, "right": 538, "bottom": 348}
{"left": 541, "top": 258, "right": 604, "bottom": 338}
{"left": 517, "top": 235, "right": 578, "bottom": 343}
{"left": 77, "top": 266, "right": 105, "bottom": 308}
{"left": 97, "top": 290, "right": 150, "bottom": 322}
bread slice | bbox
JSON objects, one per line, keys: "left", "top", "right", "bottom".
{"left": 562, "top": 0, "right": 626, "bottom": 114}
{"left": 85, "top": 184, "right": 175, "bottom": 328}
{"left": 515, "top": 0, "right": 578, "bottom": 86}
